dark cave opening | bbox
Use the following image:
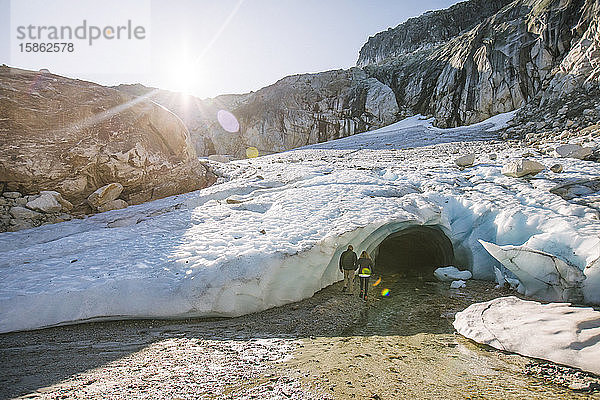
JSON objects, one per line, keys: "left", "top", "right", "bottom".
{"left": 373, "top": 225, "right": 455, "bottom": 278}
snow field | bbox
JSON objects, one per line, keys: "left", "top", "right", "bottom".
{"left": 1, "top": 112, "right": 600, "bottom": 332}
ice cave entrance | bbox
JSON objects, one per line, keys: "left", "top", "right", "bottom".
{"left": 372, "top": 225, "right": 455, "bottom": 278}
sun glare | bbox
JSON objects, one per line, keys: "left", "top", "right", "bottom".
{"left": 167, "top": 59, "right": 201, "bottom": 95}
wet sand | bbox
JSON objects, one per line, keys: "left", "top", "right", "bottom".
{"left": 1, "top": 276, "right": 598, "bottom": 399}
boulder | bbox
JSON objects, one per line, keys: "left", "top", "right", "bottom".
{"left": 9, "top": 206, "right": 43, "bottom": 220}
{"left": 9, "top": 219, "right": 35, "bottom": 231}
{"left": 434, "top": 266, "right": 472, "bottom": 281}
{"left": 501, "top": 159, "right": 545, "bottom": 178}
{"left": 25, "top": 192, "right": 62, "bottom": 213}
{"left": 97, "top": 199, "right": 128, "bottom": 213}
{"left": 3, "top": 192, "right": 21, "bottom": 199}
{"left": 0, "top": 66, "right": 214, "bottom": 211}
{"left": 454, "top": 154, "right": 476, "bottom": 167}
{"left": 555, "top": 144, "right": 593, "bottom": 160}
{"left": 550, "top": 164, "right": 563, "bottom": 173}
{"left": 550, "top": 178, "right": 600, "bottom": 201}
{"left": 87, "top": 183, "right": 124, "bottom": 208}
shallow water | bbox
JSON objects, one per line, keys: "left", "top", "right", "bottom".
{"left": 0, "top": 275, "right": 597, "bottom": 399}
{"left": 286, "top": 275, "right": 600, "bottom": 399}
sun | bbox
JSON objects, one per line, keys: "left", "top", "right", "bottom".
{"left": 166, "top": 58, "right": 202, "bottom": 95}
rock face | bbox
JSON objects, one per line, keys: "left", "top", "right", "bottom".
{"left": 0, "top": 66, "right": 215, "bottom": 218}
{"left": 117, "top": 69, "right": 400, "bottom": 158}
{"left": 362, "top": 0, "right": 599, "bottom": 128}
{"left": 357, "top": 0, "right": 512, "bottom": 67}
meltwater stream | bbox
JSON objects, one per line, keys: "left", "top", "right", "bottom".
{"left": 288, "top": 275, "right": 600, "bottom": 399}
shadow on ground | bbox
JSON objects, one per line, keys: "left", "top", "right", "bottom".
{"left": 0, "top": 276, "right": 513, "bottom": 399}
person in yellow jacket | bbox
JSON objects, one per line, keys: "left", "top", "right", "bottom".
{"left": 357, "top": 251, "right": 373, "bottom": 300}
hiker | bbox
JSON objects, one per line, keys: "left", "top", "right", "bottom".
{"left": 339, "top": 245, "right": 358, "bottom": 293}
{"left": 357, "top": 251, "right": 373, "bottom": 300}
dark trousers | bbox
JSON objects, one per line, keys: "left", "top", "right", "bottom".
{"left": 359, "top": 275, "right": 370, "bottom": 300}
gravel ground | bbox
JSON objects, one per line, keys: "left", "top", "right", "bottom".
{"left": 1, "top": 277, "right": 599, "bottom": 400}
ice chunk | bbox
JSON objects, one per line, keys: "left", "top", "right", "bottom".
{"left": 454, "top": 296, "right": 600, "bottom": 375}
{"left": 583, "top": 256, "right": 600, "bottom": 304}
{"left": 433, "top": 266, "right": 472, "bottom": 281}
{"left": 450, "top": 280, "right": 466, "bottom": 289}
{"left": 493, "top": 267, "right": 506, "bottom": 288}
{"left": 479, "top": 240, "right": 585, "bottom": 302}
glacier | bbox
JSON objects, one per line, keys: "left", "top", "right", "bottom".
{"left": 1, "top": 112, "right": 600, "bottom": 333}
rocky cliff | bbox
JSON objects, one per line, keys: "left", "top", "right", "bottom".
{"left": 0, "top": 66, "right": 215, "bottom": 231}
{"left": 357, "top": 0, "right": 512, "bottom": 67}
{"left": 361, "top": 0, "right": 600, "bottom": 128}
{"left": 117, "top": 69, "right": 399, "bottom": 158}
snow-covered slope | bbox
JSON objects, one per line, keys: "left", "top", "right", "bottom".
{"left": 1, "top": 113, "right": 600, "bottom": 333}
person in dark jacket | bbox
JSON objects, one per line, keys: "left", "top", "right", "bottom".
{"left": 339, "top": 245, "right": 358, "bottom": 293}
{"left": 357, "top": 251, "right": 373, "bottom": 300}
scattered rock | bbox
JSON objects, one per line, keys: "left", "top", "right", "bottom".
{"left": 97, "top": 199, "right": 128, "bottom": 213}
{"left": 555, "top": 144, "right": 593, "bottom": 160}
{"left": 9, "top": 206, "right": 43, "bottom": 220}
{"left": 26, "top": 192, "right": 62, "bottom": 213}
{"left": 489, "top": 153, "right": 497, "bottom": 160}
{"left": 87, "top": 183, "right": 124, "bottom": 209}
{"left": 550, "top": 164, "right": 563, "bottom": 173}
{"left": 501, "top": 159, "right": 545, "bottom": 178}
{"left": 40, "top": 191, "right": 73, "bottom": 211}
{"left": 550, "top": 178, "right": 600, "bottom": 200}
{"left": 3, "top": 192, "right": 21, "bottom": 199}
{"left": 454, "top": 154, "right": 476, "bottom": 167}
{"left": 9, "top": 219, "right": 35, "bottom": 231}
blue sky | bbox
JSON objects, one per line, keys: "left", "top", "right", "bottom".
{"left": 0, "top": 0, "right": 457, "bottom": 98}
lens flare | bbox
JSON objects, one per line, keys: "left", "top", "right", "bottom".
{"left": 217, "top": 109, "right": 240, "bottom": 133}
{"left": 381, "top": 288, "right": 391, "bottom": 297}
{"left": 373, "top": 277, "right": 382, "bottom": 287}
{"left": 246, "top": 147, "right": 259, "bottom": 158}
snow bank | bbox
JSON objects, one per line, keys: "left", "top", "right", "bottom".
{"left": 454, "top": 296, "right": 600, "bottom": 375}
{"left": 1, "top": 112, "right": 600, "bottom": 332}
{"left": 302, "top": 111, "right": 515, "bottom": 151}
